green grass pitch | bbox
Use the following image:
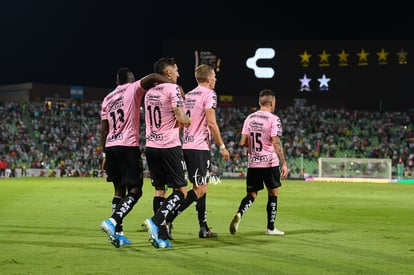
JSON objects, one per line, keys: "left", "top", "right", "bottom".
{"left": 0, "top": 177, "right": 413, "bottom": 274}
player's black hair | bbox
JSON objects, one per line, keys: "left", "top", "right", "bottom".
{"left": 116, "top": 67, "right": 131, "bottom": 85}
{"left": 153, "top": 57, "right": 176, "bottom": 74}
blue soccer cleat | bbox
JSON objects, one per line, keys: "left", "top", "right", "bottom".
{"left": 143, "top": 218, "right": 159, "bottom": 248}
{"left": 157, "top": 238, "right": 172, "bottom": 248}
{"left": 114, "top": 233, "right": 132, "bottom": 248}
{"left": 100, "top": 219, "right": 116, "bottom": 243}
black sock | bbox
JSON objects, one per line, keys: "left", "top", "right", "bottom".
{"left": 238, "top": 194, "right": 255, "bottom": 217}
{"left": 267, "top": 196, "right": 277, "bottom": 230}
{"left": 195, "top": 193, "right": 207, "bottom": 228}
{"left": 153, "top": 196, "right": 166, "bottom": 214}
{"left": 111, "top": 193, "right": 138, "bottom": 225}
{"left": 166, "top": 189, "right": 197, "bottom": 223}
{"left": 112, "top": 196, "right": 122, "bottom": 233}
{"left": 112, "top": 196, "right": 122, "bottom": 213}
{"left": 153, "top": 190, "right": 184, "bottom": 226}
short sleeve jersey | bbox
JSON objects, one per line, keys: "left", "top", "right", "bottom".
{"left": 144, "top": 83, "right": 184, "bottom": 148}
{"left": 242, "top": 110, "right": 283, "bottom": 168}
{"left": 182, "top": 85, "right": 217, "bottom": 151}
{"left": 101, "top": 80, "right": 146, "bottom": 148}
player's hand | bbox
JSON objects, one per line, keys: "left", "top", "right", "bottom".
{"left": 221, "top": 148, "right": 230, "bottom": 162}
{"left": 280, "top": 164, "right": 289, "bottom": 180}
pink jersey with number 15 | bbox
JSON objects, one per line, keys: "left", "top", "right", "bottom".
{"left": 242, "top": 110, "right": 283, "bottom": 168}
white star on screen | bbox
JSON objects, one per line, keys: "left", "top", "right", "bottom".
{"left": 318, "top": 74, "right": 330, "bottom": 88}
{"left": 299, "top": 74, "right": 312, "bottom": 91}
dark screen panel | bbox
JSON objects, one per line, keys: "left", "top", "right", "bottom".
{"left": 162, "top": 40, "right": 412, "bottom": 111}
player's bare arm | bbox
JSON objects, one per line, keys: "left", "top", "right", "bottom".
{"left": 239, "top": 134, "right": 248, "bottom": 147}
{"left": 174, "top": 106, "right": 191, "bottom": 127}
{"left": 140, "top": 73, "right": 174, "bottom": 89}
{"left": 273, "top": 136, "right": 289, "bottom": 179}
{"left": 100, "top": 119, "right": 109, "bottom": 171}
{"left": 206, "top": 108, "right": 230, "bottom": 161}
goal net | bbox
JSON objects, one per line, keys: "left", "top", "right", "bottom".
{"left": 317, "top": 157, "right": 392, "bottom": 181}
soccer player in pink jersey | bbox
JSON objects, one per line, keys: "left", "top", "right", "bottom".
{"left": 142, "top": 57, "right": 191, "bottom": 248}
{"left": 165, "top": 64, "right": 230, "bottom": 238}
{"left": 229, "top": 89, "right": 289, "bottom": 236}
{"left": 99, "top": 67, "right": 172, "bottom": 248}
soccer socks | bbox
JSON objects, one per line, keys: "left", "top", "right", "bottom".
{"left": 195, "top": 193, "right": 207, "bottom": 228}
{"left": 166, "top": 189, "right": 197, "bottom": 224}
{"left": 112, "top": 196, "right": 123, "bottom": 233}
{"left": 111, "top": 193, "right": 138, "bottom": 225}
{"left": 238, "top": 194, "right": 255, "bottom": 217}
{"left": 112, "top": 196, "right": 122, "bottom": 213}
{"left": 266, "top": 196, "right": 277, "bottom": 230}
{"left": 178, "top": 189, "right": 197, "bottom": 214}
{"left": 153, "top": 196, "right": 166, "bottom": 214}
{"left": 153, "top": 190, "right": 185, "bottom": 226}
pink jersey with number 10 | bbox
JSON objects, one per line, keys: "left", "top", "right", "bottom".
{"left": 144, "top": 83, "right": 184, "bottom": 148}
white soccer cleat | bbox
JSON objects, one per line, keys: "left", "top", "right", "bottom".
{"left": 229, "top": 213, "right": 241, "bottom": 235}
{"left": 266, "top": 227, "right": 285, "bottom": 235}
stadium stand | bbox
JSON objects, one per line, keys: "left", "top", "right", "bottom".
{"left": 0, "top": 101, "right": 413, "bottom": 179}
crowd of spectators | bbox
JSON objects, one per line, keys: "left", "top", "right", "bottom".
{"left": 0, "top": 101, "right": 102, "bottom": 178}
{"left": 215, "top": 105, "right": 414, "bottom": 178}
{"left": 0, "top": 100, "right": 413, "bottom": 179}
